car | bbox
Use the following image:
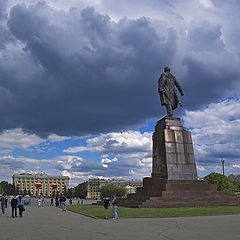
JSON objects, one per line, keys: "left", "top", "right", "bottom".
{"left": 24, "top": 195, "right": 30, "bottom": 198}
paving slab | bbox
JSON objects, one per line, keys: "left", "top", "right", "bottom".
{"left": 1, "top": 205, "right": 240, "bottom": 240}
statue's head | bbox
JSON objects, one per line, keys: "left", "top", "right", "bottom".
{"left": 164, "top": 66, "right": 170, "bottom": 72}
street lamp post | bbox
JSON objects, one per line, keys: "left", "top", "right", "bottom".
{"left": 221, "top": 157, "right": 225, "bottom": 176}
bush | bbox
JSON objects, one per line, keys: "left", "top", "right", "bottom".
{"left": 204, "top": 172, "right": 237, "bottom": 192}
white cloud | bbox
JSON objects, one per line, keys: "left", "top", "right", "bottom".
{"left": 197, "top": 0, "right": 215, "bottom": 9}
{"left": 101, "top": 156, "right": 118, "bottom": 168}
{"left": 0, "top": 128, "right": 44, "bottom": 151}
{"left": 63, "top": 131, "right": 152, "bottom": 155}
{"left": 63, "top": 146, "right": 88, "bottom": 153}
{"left": 197, "top": 166, "right": 206, "bottom": 171}
{"left": 62, "top": 131, "right": 153, "bottom": 180}
{"left": 233, "top": 164, "right": 240, "bottom": 169}
{"left": 55, "top": 155, "right": 83, "bottom": 170}
{"left": 47, "top": 134, "right": 71, "bottom": 142}
{"left": 183, "top": 97, "right": 240, "bottom": 176}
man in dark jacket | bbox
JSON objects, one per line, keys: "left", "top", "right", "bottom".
{"left": 11, "top": 195, "right": 18, "bottom": 218}
{"left": 60, "top": 195, "right": 66, "bottom": 211}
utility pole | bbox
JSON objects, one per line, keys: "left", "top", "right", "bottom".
{"left": 221, "top": 157, "right": 225, "bottom": 176}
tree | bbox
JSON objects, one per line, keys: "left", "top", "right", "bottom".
{"left": 66, "top": 188, "right": 74, "bottom": 198}
{"left": 204, "top": 172, "right": 237, "bottom": 192}
{"left": 74, "top": 187, "right": 87, "bottom": 199}
{"left": 99, "top": 184, "right": 127, "bottom": 199}
{"left": 228, "top": 174, "right": 240, "bottom": 192}
{"left": 73, "top": 183, "right": 87, "bottom": 199}
{"left": 0, "top": 181, "right": 9, "bottom": 194}
{"left": 0, "top": 181, "right": 16, "bottom": 195}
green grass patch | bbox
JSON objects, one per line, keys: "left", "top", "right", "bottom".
{"left": 67, "top": 205, "right": 240, "bottom": 219}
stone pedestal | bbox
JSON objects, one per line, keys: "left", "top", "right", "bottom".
{"left": 152, "top": 116, "right": 197, "bottom": 180}
{"left": 118, "top": 116, "right": 240, "bottom": 208}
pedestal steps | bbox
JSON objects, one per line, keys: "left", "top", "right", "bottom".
{"left": 140, "top": 195, "right": 240, "bottom": 208}
{"left": 118, "top": 178, "right": 240, "bottom": 208}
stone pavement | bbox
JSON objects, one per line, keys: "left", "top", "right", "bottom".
{"left": 1, "top": 205, "right": 240, "bottom": 240}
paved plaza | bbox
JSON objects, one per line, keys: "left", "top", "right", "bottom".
{"left": 1, "top": 205, "right": 240, "bottom": 240}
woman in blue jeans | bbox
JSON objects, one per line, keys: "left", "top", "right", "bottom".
{"left": 0, "top": 194, "right": 7, "bottom": 216}
{"left": 17, "top": 196, "right": 25, "bottom": 218}
{"left": 111, "top": 195, "right": 118, "bottom": 219}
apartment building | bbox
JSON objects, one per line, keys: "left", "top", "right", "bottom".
{"left": 12, "top": 173, "right": 69, "bottom": 197}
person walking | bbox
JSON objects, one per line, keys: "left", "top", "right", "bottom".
{"left": 38, "top": 197, "right": 41, "bottom": 207}
{"left": 60, "top": 195, "right": 66, "bottom": 211}
{"left": 41, "top": 196, "right": 45, "bottom": 207}
{"left": 17, "top": 196, "right": 25, "bottom": 218}
{"left": 69, "top": 198, "right": 72, "bottom": 205}
{"left": 50, "top": 197, "right": 54, "bottom": 206}
{"left": 55, "top": 196, "right": 59, "bottom": 207}
{"left": 111, "top": 195, "right": 119, "bottom": 219}
{"left": 103, "top": 196, "right": 110, "bottom": 219}
{"left": 0, "top": 194, "right": 7, "bottom": 216}
{"left": 11, "top": 195, "right": 18, "bottom": 218}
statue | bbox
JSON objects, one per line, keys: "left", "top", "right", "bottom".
{"left": 158, "top": 66, "right": 184, "bottom": 116}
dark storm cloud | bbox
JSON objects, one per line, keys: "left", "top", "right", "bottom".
{"left": 1, "top": 3, "right": 174, "bottom": 137}
{"left": 0, "top": 1, "right": 239, "bottom": 137}
{"left": 181, "top": 22, "right": 240, "bottom": 110}
{"left": 0, "top": 0, "right": 7, "bottom": 21}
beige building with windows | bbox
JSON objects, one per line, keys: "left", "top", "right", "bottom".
{"left": 12, "top": 173, "right": 69, "bottom": 197}
{"left": 78, "top": 179, "right": 143, "bottom": 199}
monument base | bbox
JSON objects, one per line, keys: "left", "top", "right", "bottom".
{"left": 152, "top": 116, "right": 197, "bottom": 180}
{"left": 119, "top": 117, "right": 240, "bottom": 208}
{"left": 119, "top": 175, "right": 240, "bottom": 208}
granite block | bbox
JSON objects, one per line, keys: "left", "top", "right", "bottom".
{"left": 164, "top": 129, "right": 175, "bottom": 142}
{"left": 174, "top": 131, "right": 184, "bottom": 143}
{"left": 176, "top": 143, "right": 185, "bottom": 153}
{"left": 184, "top": 143, "right": 194, "bottom": 154}
{"left": 183, "top": 131, "right": 192, "bottom": 144}
{"left": 165, "top": 142, "right": 176, "bottom": 152}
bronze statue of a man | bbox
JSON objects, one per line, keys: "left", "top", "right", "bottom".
{"left": 158, "top": 66, "right": 184, "bottom": 116}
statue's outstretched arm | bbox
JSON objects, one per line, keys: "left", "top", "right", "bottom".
{"left": 175, "top": 79, "right": 184, "bottom": 96}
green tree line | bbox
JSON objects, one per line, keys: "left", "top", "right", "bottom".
{"left": 99, "top": 184, "right": 127, "bottom": 199}
{"left": 204, "top": 173, "right": 240, "bottom": 193}
{"left": 0, "top": 181, "right": 17, "bottom": 195}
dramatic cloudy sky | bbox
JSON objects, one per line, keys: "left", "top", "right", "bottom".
{"left": 0, "top": 0, "right": 240, "bottom": 186}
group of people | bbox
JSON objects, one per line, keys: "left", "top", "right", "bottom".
{"left": 49, "top": 195, "right": 67, "bottom": 211}
{"left": 2, "top": 193, "right": 119, "bottom": 220}
{"left": 0, "top": 194, "right": 25, "bottom": 218}
{"left": 104, "top": 195, "right": 118, "bottom": 219}
{"left": 37, "top": 195, "right": 45, "bottom": 207}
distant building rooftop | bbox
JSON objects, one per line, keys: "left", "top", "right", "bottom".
{"left": 13, "top": 172, "right": 69, "bottom": 179}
